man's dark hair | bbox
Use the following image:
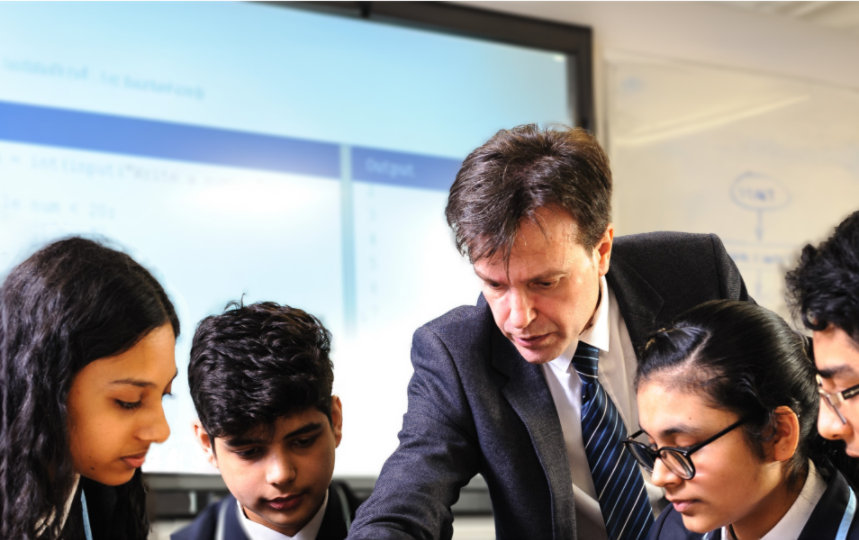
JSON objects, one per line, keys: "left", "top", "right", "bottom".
{"left": 786, "top": 210, "right": 859, "bottom": 342}
{"left": 445, "top": 124, "right": 612, "bottom": 263}
{"left": 188, "top": 301, "right": 334, "bottom": 439}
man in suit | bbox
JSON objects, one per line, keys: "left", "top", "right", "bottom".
{"left": 173, "top": 302, "right": 359, "bottom": 540}
{"left": 786, "top": 210, "right": 859, "bottom": 457}
{"left": 347, "top": 124, "right": 749, "bottom": 540}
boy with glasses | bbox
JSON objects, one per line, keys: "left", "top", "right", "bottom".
{"left": 787, "top": 211, "right": 859, "bottom": 457}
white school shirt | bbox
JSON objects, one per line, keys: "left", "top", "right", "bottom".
{"left": 238, "top": 490, "right": 328, "bottom": 540}
{"left": 717, "top": 460, "right": 825, "bottom": 540}
{"left": 542, "top": 277, "right": 663, "bottom": 540}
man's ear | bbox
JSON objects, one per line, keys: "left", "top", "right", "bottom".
{"left": 193, "top": 420, "right": 219, "bottom": 470}
{"left": 770, "top": 406, "right": 800, "bottom": 462}
{"left": 596, "top": 224, "right": 614, "bottom": 276}
{"left": 330, "top": 396, "right": 343, "bottom": 448}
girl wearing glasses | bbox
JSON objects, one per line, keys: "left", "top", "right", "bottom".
{"left": 628, "top": 299, "right": 859, "bottom": 539}
{"left": 0, "top": 237, "right": 179, "bottom": 539}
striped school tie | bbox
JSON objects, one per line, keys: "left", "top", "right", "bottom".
{"left": 572, "top": 341, "right": 653, "bottom": 540}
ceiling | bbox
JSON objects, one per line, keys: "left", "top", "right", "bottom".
{"left": 728, "top": 1, "right": 859, "bottom": 37}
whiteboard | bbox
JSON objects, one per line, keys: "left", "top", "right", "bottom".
{"left": 606, "top": 52, "right": 859, "bottom": 321}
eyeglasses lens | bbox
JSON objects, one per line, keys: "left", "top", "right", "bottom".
{"left": 821, "top": 393, "right": 848, "bottom": 424}
{"left": 626, "top": 443, "right": 656, "bottom": 471}
{"left": 659, "top": 450, "right": 694, "bottom": 480}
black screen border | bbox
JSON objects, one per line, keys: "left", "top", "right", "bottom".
{"left": 282, "top": 1, "right": 594, "bottom": 131}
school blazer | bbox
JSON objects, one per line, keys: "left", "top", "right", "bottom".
{"left": 348, "top": 232, "right": 750, "bottom": 540}
{"left": 171, "top": 481, "right": 358, "bottom": 540}
{"left": 647, "top": 468, "right": 859, "bottom": 539}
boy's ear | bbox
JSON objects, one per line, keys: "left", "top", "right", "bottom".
{"left": 193, "top": 420, "right": 219, "bottom": 470}
{"left": 331, "top": 396, "right": 343, "bottom": 447}
{"left": 770, "top": 405, "right": 800, "bottom": 462}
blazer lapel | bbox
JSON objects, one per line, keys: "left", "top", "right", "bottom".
{"left": 492, "top": 330, "right": 576, "bottom": 538}
{"left": 607, "top": 256, "right": 664, "bottom": 351}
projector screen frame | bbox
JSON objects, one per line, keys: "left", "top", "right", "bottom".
{"left": 283, "top": 1, "right": 594, "bottom": 131}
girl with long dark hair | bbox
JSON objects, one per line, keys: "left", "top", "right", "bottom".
{"left": 0, "top": 237, "right": 180, "bottom": 539}
{"left": 627, "top": 299, "right": 859, "bottom": 539}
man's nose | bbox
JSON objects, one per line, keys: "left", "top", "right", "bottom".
{"left": 507, "top": 289, "right": 536, "bottom": 329}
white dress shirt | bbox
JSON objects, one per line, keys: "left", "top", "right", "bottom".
{"left": 238, "top": 491, "right": 329, "bottom": 540}
{"left": 719, "top": 460, "right": 825, "bottom": 540}
{"left": 542, "top": 277, "right": 663, "bottom": 540}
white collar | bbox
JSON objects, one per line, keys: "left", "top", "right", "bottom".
{"left": 719, "top": 460, "right": 825, "bottom": 540}
{"left": 579, "top": 275, "right": 611, "bottom": 353}
{"left": 548, "top": 276, "right": 610, "bottom": 374}
{"left": 237, "top": 490, "right": 328, "bottom": 540}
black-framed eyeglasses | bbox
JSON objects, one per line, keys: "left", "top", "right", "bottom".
{"left": 622, "top": 417, "right": 746, "bottom": 480}
{"left": 817, "top": 374, "right": 859, "bottom": 425}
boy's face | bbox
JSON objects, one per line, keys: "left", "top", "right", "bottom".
{"left": 814, "top": 325, "right": 859, "bottom": 456}
{"left": 194, "top": 397, "right": 342, "bottom": 536}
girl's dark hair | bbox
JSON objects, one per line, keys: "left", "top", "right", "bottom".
{"left": 0, "top": 236, "right": 180, "bottom": 539}
{"left": 637, "top": 299, "right": 858, "bottom": 489}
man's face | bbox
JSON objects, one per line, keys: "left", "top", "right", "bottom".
{"left": 473, "top": 206, "right": 613, "bottom": 364}
{"left": 814, "top": 325, "right": 859, "bottom": 456}
{"left": 195, "top": 398, "right": 343, "bottom": 536}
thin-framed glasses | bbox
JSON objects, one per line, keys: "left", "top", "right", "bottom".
{"left": 817, "top": 373, "right": 859, "bottom": 425}
{"left": 622, "top": 417, "right": 746, "bottom": 480}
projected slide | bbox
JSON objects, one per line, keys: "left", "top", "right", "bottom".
{"left": 0, "top": 2, "right": 572, "bottom": 476}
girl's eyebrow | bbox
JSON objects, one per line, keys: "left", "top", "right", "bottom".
{"left": 650, "top": 422, "right": 703, "bottom": 439}
{"left": 111, "top": 370, "right": 179, "bottom": 388}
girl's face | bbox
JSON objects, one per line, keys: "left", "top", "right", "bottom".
{"left": 636, "top": 378, "right": 788, "bottom": 538}
{"left": 67, "top": 323, "right": 177, "bottom": 486}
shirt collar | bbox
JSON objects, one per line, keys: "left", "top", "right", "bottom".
{"left": 579, "top": 275, "right": 611, "bottom": 354}
{"left": 547, "top": 276, "right": 610, "bottom": 374}
{"left": 760, "top": 460, "right": 826, "bottom": 540}
{"left": 718, "top": 460, "right": 825, "bottom": 540}
{"left": 237, "top": 490, "right": 329, "bottom": 540}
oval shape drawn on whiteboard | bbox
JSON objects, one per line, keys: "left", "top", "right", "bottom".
{"left": 730, "top": 172, "right": 791, "bottom": 211}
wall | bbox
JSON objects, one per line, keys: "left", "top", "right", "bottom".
{"left": 463, "top": 1, "right": 859, "bottom": 131}
{"left": 462, "top": 1, "right": 859, "bottom": 319}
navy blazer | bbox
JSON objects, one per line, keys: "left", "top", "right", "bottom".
{"left": 172, "top": 481, "right": 358, "bottom": 540}
{"left": 648, "top": 468, "right": 859, "bottom": 539}
{"left": 348, "top": 232, "right": 750, "bottom": 540}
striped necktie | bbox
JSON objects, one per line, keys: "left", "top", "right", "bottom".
{"left": 572, "top": 341, "right": 653, "bottom": 540}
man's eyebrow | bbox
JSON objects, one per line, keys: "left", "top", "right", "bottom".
{"left": 473, "top": 267, "right": 494, "bottom": 281}
{"left": 473, "top": 268, "right": 565, "bottom": 282}
{"left": 528, "top": 271, "right": 566, "bottom": 281}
